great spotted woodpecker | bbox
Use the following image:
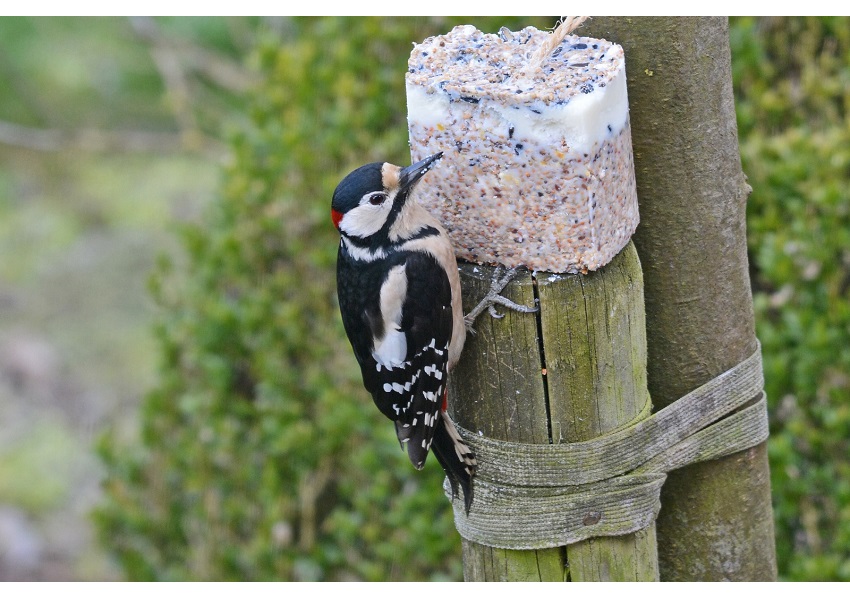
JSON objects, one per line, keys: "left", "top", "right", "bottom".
{"left": 332, "top": 152, "right": 536, "bottom": 512}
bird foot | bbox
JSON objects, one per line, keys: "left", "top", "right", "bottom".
{"left": 464, "top": 266, "right": 539, "bottom": 333}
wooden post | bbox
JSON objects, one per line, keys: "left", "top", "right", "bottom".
{"left": 449, "top": 241, "right": 659, "bottom": 581}
{"left": 583, "top": 17, "right": 778, "bottom": 580}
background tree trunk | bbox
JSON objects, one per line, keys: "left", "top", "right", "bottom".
{"left": 583, "top": 16, "right": 778, "bottom": 581}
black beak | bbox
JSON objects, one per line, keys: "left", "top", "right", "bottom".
{"left": 399, "top": 152, "right": 443, "bottom": 194}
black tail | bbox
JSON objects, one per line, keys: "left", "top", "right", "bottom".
{"left": 431, "top": 411, "right": 477, "bottom": 514}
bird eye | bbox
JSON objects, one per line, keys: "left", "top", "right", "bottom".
{"left": 368, "top": 193, "right": 386, "bottom": 206}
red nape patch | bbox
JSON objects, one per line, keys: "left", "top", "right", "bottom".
{"left": 441, "top": 388, "right": 448, "bottom": 412}
{"left": 331, "top": 209, "right": 343, "bottom": 229}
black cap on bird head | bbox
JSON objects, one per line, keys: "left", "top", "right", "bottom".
{"left": 331, "top": 153, "right": 443, "bottom": 236}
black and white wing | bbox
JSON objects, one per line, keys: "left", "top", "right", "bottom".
{"left": 365, "top": 251, "right": 453, "bottom": 469}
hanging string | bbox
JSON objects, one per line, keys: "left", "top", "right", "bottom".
{"left": 527, "top": 16, "right": 590, "bottom": 70}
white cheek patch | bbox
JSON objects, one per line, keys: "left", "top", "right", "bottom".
{"left": 338, "top": 190, "right": 399, "bottom": 239}
{"left": 339, "top": 202, "right": 391, "bottom": 238}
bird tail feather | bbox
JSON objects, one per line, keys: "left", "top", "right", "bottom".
{"left": 431, "top": 410, "right": 476, "bottom": 514}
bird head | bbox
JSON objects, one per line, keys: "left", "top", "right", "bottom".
{"left": 331, "top": 152, "right": 443, "bottom": 240}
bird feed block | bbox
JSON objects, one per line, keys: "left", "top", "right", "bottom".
{"left": 406, "top": 24, "right": 639, "bottom": 273}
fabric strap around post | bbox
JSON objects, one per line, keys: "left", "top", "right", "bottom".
{"left": 446, "top": 343, "right": 769, "bottom": 550}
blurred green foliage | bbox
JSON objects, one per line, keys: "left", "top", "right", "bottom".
{"left": 94, "top": 17, "right": 551, "bottom": 581}
{"left": 733, "top": 16, "right": 850, "bottom": 581}
{"left": 0, "top": 16, "right": 234, "bottom": 580}
{"left": 93, "top": 16, "right": 850, "bottom": 581}
{"left": 0, "top": 17, "right": 257, "bottom": 133}
{"left": 0, "top": 17, "right": 166, "bottom": 129}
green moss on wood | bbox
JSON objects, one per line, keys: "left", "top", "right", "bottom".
{"left": 569, "top": 527, "right": 658, "bottom": 582}
{"left": 461, "top": 540, "right": 567, "bottom": 582}
{"left": 450, "top": 242, "right": 657, "bottom": 581}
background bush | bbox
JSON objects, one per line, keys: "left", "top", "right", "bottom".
{"left": 92, "top": 17, "right": 850, "bottom": 580}
{"left": 93, "top": 17, "right": 549, "bottom": 581}
{"left": 0, "top": 17, "right": 241, "bottom": 580}
{"left": 734, "top": 16, "right": 850, "bottom": 581}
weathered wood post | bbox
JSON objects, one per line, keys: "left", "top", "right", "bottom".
{"left": 404, "top": 20, "right": 659, "bottom": 580}
{"left": 582, "top": 16, "right": 778, "bottom": 580}
{"left": 450, "top": 244, "right": 658, "bottom": 581}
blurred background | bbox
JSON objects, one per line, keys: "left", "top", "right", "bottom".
{"left": 0, "top": 16, "right": 847, "bottom": 581}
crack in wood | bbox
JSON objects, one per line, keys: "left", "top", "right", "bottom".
{"left": 531, "top": 272, "right": 553, "bottom": 444}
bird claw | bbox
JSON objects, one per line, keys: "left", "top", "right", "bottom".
{"left": 464, "top": 266, "right": 539, "bottom": 332}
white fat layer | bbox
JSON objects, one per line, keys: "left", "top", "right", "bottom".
{"left": 399, "top": 224, "right": 465, "bottom": 369}
{"left": 405, "top": 86, "right": 448, "bottom": 129}
{"left": 372, "top": 264, "right": 408, "bottom": 368}
{"left": 405, "top": 62, "right": 628, "bottom": 154}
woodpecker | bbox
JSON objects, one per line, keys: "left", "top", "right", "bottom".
{"left": 332, "top": 152, "right": 536, "bottom": 513}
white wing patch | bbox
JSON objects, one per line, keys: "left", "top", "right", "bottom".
{"left": 372, "top": 264, "right": 407, "bottom": 368}
{"left": 373, "top": 329, "right": 406, "bottom": 369}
